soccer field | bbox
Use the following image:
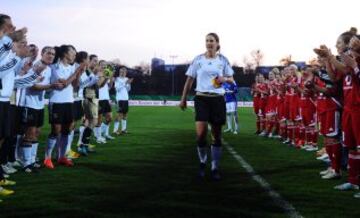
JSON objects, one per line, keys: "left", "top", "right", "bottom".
{"left": 1, "top": 107, "right": 360, "bottom": 217}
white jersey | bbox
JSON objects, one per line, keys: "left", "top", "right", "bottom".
{"left": 72, "top": 69, "right": 87, "bottom": 101}
{"left": 23, "top": 64, "right": 52, "bottom": 109}
{"left": 75, "top": 72, "right": 87, "bottom": 101}
{"left": 115, "top": 77, "right": 130, "bottom": 101}
{"left": 99, "top": 80, "right": 110, "bottom": 100}
{"left": 186, "top": 54, "right": 234, "bottom": 95}
{"left": 16, "top": 88, "right": 26, "bottom": 107}
{"left": 49, "top": 62, "right": 75, "bottom": 103}
{"left": 0, "top": 54, "right": 39, "bottom": 102}
{"left": 0, "top": 35, "right": 12, "bottom": 63}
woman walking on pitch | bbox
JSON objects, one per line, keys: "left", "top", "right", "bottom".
{"left": 179, "top": 33, "right": 234, "bottom": 180}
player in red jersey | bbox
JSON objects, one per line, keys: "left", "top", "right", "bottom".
{"left": 284, "top": 65, "right": 301, "bottom": 146}
{"left": 262, "top": 70, "right": 277, "bottom": 137}
{"left": 295, "top": 67, "right": 316, "bottom": 149}
{"left": 315, "top": 32, "right": 358, "bottom": 188}
{"left": 275, "top": 69, "right": 287, "bottom": 141}
{"left": 254, "top": 74, "right": 268, "bottom": 135}
{"left": 308, "top": 64, "right": 342, "bottom": 180}
{"left": 251, "top": 75, "right": 261, "bottom": 134}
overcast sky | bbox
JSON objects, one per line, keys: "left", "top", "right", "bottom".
{"left": 2, "top": 0, "right": 360, "bottom": 66}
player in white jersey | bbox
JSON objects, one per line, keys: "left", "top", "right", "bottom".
{"left": 97, "top": 62, "right": 115, "bottom": 140}
{"left": 64, "top": 51, "right": 89, "bottom": 160}
{"left": 179, "top": 33, "right": 234, "bottom": 180}
{"left": 21, "top": 47, "right": 63, "bottom": 173}
{"left": 76, "top": 56, "right": 97, "bottom": 149}
{"left": 44, "top": 45, "right": 85, "bottom": 169}
{"left": 0, "top": 20, "right": 34, "bottom": 197}
{"left": 113, "top": 67, "right": 133, "bottom": 135}
{"left": 78, "top": 55, "right": 106, "bottom": 155}
{"left": 1, "top": 44, "right": 40, "bottom": 175}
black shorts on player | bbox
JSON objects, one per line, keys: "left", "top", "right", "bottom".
{"left": 49, "top": 103, "right": 74, "bottom": 124}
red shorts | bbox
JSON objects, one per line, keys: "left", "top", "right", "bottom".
{"left": 258, "top": 98, "right": 267, "bottom": 117}
{"left": 289, "top": 106, "right": 300, "bottom": 121}
{"left": 253, "top": 98, "right": 260, "bottom": 115}
{"left": 277, "top": 101, "right": 285, "bottom": 120}
{"left": 318, "top": 110, "right": 340, "bottom": 137}
{"left": 342, "top": 110, "right": 360, "bottom": 148}
{"left": 265, "top": 95, "right": 277, "bottom": 116}
{"left": 300, "top": 106, "right": 316, "bottom": 126}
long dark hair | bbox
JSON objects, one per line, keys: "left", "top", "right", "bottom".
{"left": 207, "top": 32, "right": 220, "bottom": 51}
{"left": 0, "top": 14, "right": 10, "bottom": 29}
{"left": 53, "top": 45, "right": 73, "bottom": 64}
{"left": 75, "top": 51, "right": 88, "bottom": 64}
{"left": 53, "top": 45, "right": 76, "bottom": 64}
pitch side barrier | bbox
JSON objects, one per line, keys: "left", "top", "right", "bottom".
{"left": 42, "top": 100, "right": 253, "bottom": 107}
{"left": 128, "top": 100, "right": 253, "bottom": 107}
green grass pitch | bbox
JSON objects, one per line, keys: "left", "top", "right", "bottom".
{"left": 1, "top": 107, "right": 359, "bottom": 217}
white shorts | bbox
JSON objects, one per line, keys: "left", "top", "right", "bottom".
{"left": 226, "top": 102, "right": 237, "bottom": 113}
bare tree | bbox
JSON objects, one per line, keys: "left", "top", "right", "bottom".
{"left": 243, "top": 56, "right": 255, "bottom": 74}
{"left": 250, "top": 49, "right": 264, "bottom": 68}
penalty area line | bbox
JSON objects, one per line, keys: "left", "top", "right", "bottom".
{"left": 224, "top": 142, "right": 303, "bottom": 218}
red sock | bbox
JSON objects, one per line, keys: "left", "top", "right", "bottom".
{"left": 287, "top": 125, "right": 294, "bottom": 141}
{"left": 348, "top": 150, "right": 360, "bottom": 185}
{"left": 332, "top": 143, "right": 342, "bottom": 173}
{"left": 294, "top": 125, "right": 300, "bottom": 142}
{"left": 261, "top": 119, "right": 266, "bottom": 132}
{"left": 312, "top": 131, "right": 318, "bottom": 145}
{"left": 305, "top": 128, "right": 312, "bottom": 144}
{"left": 299, "top": 127, "right": 305, "bottom": 142}
{"left": 281, "top": 125, "right": 287, "bottom": 139}
{"left": 274, "top": 121, "right": 280, "bottom": 135}
{"left": 267, "top": 120, "right": 274, "bottom": 134}
{"left": 325, "top": 144, "right": 334, "bottom": 164}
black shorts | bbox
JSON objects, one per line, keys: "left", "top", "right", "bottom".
{"left": 194, "top": 95, "right": 226, "bottom": 125}
{"left": 73, "top": 100, "right": 84, "bottom": 121}
{"left": 0, "top": 101, "right": 11, "bottom": 139}
{"left": 22, "top": 107, "right": 44, "bottom": 128}
{"left": 99, "top": 100, "right": 112, "bottom": 115}
{"left": 14, "top": 106, "right": 25, "bottom": 134}
{"left": 117, "top": 100, "right": 129, "bottom": 114}
{"left": 49, "top": 102, "right": 74, "bottom": 124}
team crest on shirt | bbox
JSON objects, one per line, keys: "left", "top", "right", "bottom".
{"left": 329, "top": 128, "right": 333, "bottom": 131}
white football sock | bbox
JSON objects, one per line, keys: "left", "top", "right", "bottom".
{"left": 121, "top": 119, "right": 127, "bottom": 131}
{"left": 226, "top": 114, "right": 232, "bottom": 130}
{"left": 22, "top": 146, "right": 32, "bottom": 167}
{"left": 233, "top": 113, "right": 239, "bottom": 131}
{"left": 197, "top": 147, "right": 208, "bottom": 164}
{"left": 66, "top": 130, "right": 74, "bottom": 154}
{"left": 45, "top": 137, "right": 57, "bottom": 159}
{"left": 78, "top": 126, "right": 85, "bottom": 145}
{"left": 104, "top": 123, "right": 110, "bottom": 136}
{"left": 101, "top": 122, "right": 106, "bottom": 135}
{"left": 94, "top": 127, "right": 100, "bottom": 139}
{"left": 31, "top": 142, "right": 39, "bottom": 164}
{"left": 113, "top": 121, "right": 119, "bottom": 133}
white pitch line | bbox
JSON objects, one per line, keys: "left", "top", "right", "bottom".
{"left": 225, "top": 143, "right": 303, "bottom": 218}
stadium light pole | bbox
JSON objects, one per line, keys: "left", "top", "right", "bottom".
{"left": 169, "top": 55, "right": 178, "bottom": 96}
